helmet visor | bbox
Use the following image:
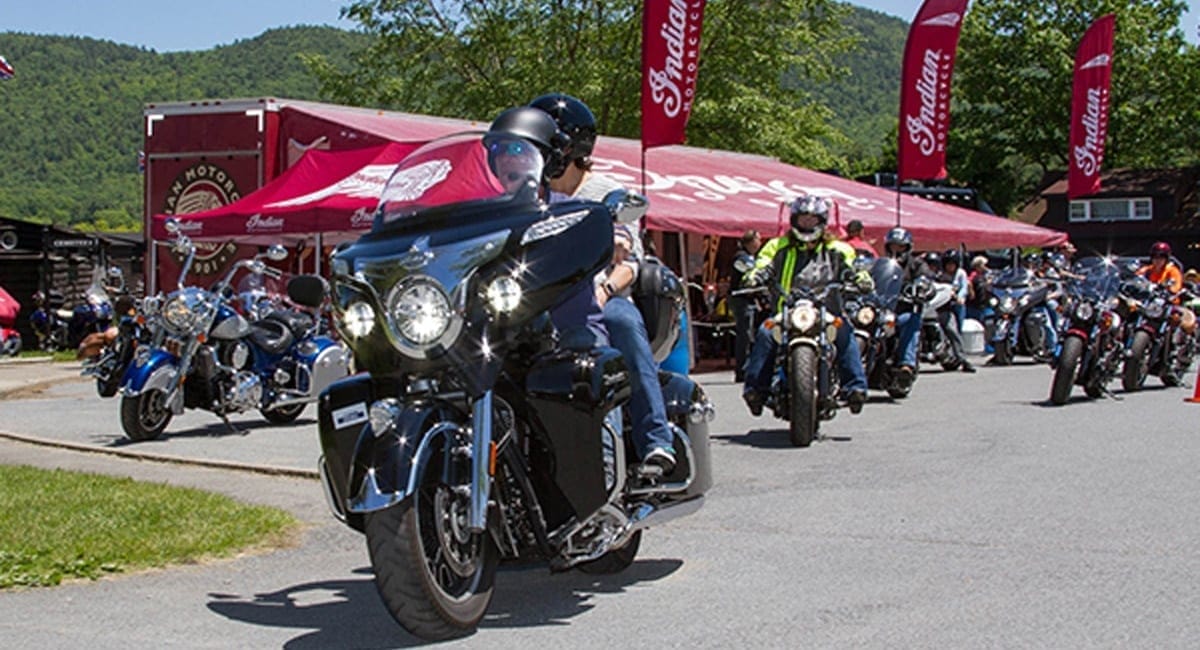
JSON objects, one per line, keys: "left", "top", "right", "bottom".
{"left": 791, "top": 212, "right": 824, "bottom": 232}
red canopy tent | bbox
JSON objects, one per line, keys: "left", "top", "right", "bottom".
{"left": 151, "top": 104, "right": 1066, "bottom": 252}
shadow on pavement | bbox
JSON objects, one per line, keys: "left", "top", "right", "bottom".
{"left": 207, "top": 559, "right": 681, "bottom": 647}
{"left": 104, "top": 418, "right": 317, "bottom": 446}
{"left": 714, "top": 429, "right": 828, "bottom": 449}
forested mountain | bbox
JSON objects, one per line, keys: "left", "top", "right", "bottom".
{"left": 0, "top": 8, "right": 904, "bottom": 230}
{"left": 0, "top": 26, "right": 367, "bottom": 229}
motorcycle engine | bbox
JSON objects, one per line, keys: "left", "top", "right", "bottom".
{"left": 222, "top": 371, "right": 263, "bottom": 413}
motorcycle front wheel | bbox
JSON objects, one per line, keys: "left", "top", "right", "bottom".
{"left": 788, "top": 346, "right": 819, "bottom": 448}
{"left": 1122, "top": 331, "right": 1151, "bottom": 392}
{"left": 1050, "top": 336, "right": 1084, "bottom": 405}
{"left": 119, "top": 389, "right": 172, "bottom": 441}
{"left": 365, "top": 462, "right": 498, "bottom": 640}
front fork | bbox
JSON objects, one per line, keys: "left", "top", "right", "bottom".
{"left": 468, "top": 390, "right": 493, "bottom": 533}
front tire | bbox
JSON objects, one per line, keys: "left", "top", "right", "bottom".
{"left": 1050, "top": 336, "right": 1084, "bottom": 405}
{"left": 119, "top": 389, "right": 172, "bottom": 441}
{"left": 577, "top": 530, "right": 642, "bottom": 575}
{"left": 788, "top": 345, "right": 818, "bottom": 448}
{"left": 1122, "top": 331, "right": 1152, "bottom": 392}
{"left": 365, "top": 466, "right": 498, "bottom": 640}
{"left": 261, "top": 403, "right": 306, "bottom": 424}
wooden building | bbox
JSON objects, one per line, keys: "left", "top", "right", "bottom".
{"left": 1018, "top": 167, "right": 1200, "bottom": 268}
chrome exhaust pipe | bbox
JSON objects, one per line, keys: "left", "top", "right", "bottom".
{"left": 629, "top": 495, "right": 705, "bottom": 533}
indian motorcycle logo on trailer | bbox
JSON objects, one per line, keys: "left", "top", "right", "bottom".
{"left": 162, "top": 162, "right": 244, "bottom": 274}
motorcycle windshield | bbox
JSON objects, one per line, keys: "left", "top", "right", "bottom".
{"left": 376, "top": 132, "right": 543, "bottom": 226}
{"left": 992, "top": 267, "right": 1033, "bottom": 289}
{"left": 869, "top": 257, "right": 903, "bottom": 309}
{"left": 1069, "top": 258, "right": 1121, "bottom": 301}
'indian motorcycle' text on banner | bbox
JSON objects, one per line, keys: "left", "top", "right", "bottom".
{"left": 641, "top": 0, "right": 707, "bottom": 150}
{"left": 897, "top": 0, "right": 969, "bottom": 182}
{"left": 1068, "top": 14, "right": 1115, "bottom": 200}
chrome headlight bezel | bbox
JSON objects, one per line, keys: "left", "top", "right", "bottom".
{"left": 788, "top": 301, "right": 818, "bottom": 333}
{"left": 162, "top": 289, "right": 211, "bottom": 335}
{"left": 855, "top": 305, "right": 877, "bottom": 327}
{"left": 1074, "top": 301, "right": 1095, "bottom": 323}
{"left": 999, "top": 297, "right": 1017, "bottom": 314}
{"left": 1144, "top": 299, "right": 1166, "bottom": 319}
{"left": 383, "top": 276, "right": 461, "bottom": 357}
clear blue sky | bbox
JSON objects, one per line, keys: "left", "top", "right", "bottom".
{"left": 0, "top": 0, "right": 1195, "bottom": 51}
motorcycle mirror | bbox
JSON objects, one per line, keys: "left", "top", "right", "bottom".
{"left": 603, "top": 189, "right": 649, "bottom": 225}
{"left": 164, "top": 218, "right": 181, "bottom": 235}
{"left": 265, "top": 244, "right": 288, "bottom": 262}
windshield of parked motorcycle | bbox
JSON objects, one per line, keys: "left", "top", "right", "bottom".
{"left": 376, "top": 132, "right": 543, "bottom": 226}
{"left": 869, "top": 257, "right": 903, "bottom": 309}
{"left": 1069, "top": 258, "right": 1121, "bottom": 301}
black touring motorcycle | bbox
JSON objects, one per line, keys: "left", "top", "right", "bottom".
{"left": 317, "top": 133, "right": 713, "bottom": 640}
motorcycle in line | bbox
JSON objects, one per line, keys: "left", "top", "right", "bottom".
{"left": 846, "top": 256, "right": 916, "bottom": 399}
{"left": 81, "top": 292, "right": 144, "bottom": 398}
{"left": 117, "top": 220, "right": 351, "bottom": 440}
{"left": 1048, "top": 257, "right": 1125, "bottom": 404}
{"left": 316, "top": 133, "right": 713, "bottom": 640}
{"left": 985, "top": 265, "right": 1055, "bottom": 365}
{"left": 1118, "top": 273, "right": 1194, "bottom": 391}
{"left": 918, "top": 278, "right": 960, "bottom": 370}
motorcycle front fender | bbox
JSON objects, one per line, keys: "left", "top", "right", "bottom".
{"left": 991, "top": 316, "right": 1013, "bottom": 341}
{"left": 121, "top": 349, "right": 179, "bottom": 397}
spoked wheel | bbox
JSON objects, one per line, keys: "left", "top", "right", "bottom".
{"left": 261, "top": 403, "right": 306, "bottom": 424}
{"left": 1050, "top": 336, "right": 1083, "bottom": 405}
{"left": 119, "top": 389, "right": 172, "bottom": 441}
{"left": 365, "top": 449, "right": 498, "bottom": 641}
{"left": 788, "top": 346, "right": 819, "bottom": 448}
{"left": 577, "top": 530, "right": 642, "bottom": 575}
{"left": 1122, "top": 331, "right": 1151, "bottom": 392}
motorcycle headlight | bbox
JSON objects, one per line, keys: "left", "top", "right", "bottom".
{"left": 163, "top": 293, "right": 206, "bottom": 334}
{"left": 789, "top": 302, "right": 818, "bottom": 332}
{"left": 342, "top": 301, "right": 376, "bottom": 338}
{"left": 486, "top": 276, "right": 522, "bottom": 314}
{"left": 386, "top": 278, "right": 454, "bottom": 348}
{"left": 1000, "top": 297, "right": 1017, "bottom": 314}
{"left": 1144, "top": 300, "right": 1166, "bottom": 319}
{"left": 855, "top": 305, "right": 876, "bottom": 327}
{"left": 141, "top": 295, "right": 161, "bottom": 316}
{"left": 1074, "top": 302, "right": 1095, "bottom": 322}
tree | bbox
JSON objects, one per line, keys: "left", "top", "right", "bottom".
{"left": 306, "top": 0, "right": 856, "bottom": 169}
{"left": 950, "top": 0, "right": 1200, "bottom": 216}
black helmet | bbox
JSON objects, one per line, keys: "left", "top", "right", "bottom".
{"left": 943, "top": 249, "right": 962, "bottom": 267}
{"left": 1021, "top": 251, "right": 1041, "bottom": 267}
{"left": 787, "top": 195, "right": 830, "bottom": 243}
{"left": 484, "top": 106, "right": 563, "bottom": 184}
{"left": 923, "top": 251, "right": 942, "bottom": 269}
{"left": 529, "top": 93, "right": 597, "bottom": 173}
{"left": 884, "top": 227, "right": 913, "bottom": 258}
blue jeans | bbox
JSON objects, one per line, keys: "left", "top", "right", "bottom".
{"left": 1035, "top": 303, "right": 1058, "bottom": 353}
{"left": 897, "top": 311, "right": 921, "bottom": 368}
{"left": 742, "top": 319, "right": 867, "bottom": 396}
{"left": 604, "top": 298, "right": 673, "bottom": 459}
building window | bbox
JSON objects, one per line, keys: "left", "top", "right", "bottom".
{"left": 1068, "top": 197, "right": 1153, "bottom": 223}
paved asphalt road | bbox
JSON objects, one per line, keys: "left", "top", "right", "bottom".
{"left": 2, "top": 360, "right": 1200, "bottom": 648}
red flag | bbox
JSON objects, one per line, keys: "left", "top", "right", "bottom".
{"left": 641, "top": 0, "right": 707, "bottom": 150}
{"left": 1067, "top": 14, "right": 1115, "bottom": 200}
{"left": 897, "top": 0, "right": 969, "bottom": 182}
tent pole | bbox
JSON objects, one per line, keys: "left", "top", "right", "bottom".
{"left": 677, "top": 231, "right": 693, "bottom": 372}
{"left": 314, "top": 233, "right": 322, "bottom": 276}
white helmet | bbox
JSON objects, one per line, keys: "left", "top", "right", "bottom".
{"left": 788, "top": 195, "right": 831, "bottom": 242}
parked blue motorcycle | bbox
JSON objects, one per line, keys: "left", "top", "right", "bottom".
{"left": 118, "top": 219, "right": 352, "bottom": 441}
{"left": 985, "top": 266, "right": 1055, "bottom": 365}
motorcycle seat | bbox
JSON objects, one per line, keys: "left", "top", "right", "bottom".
{"left": 249, "top": 318, "right": 295, "bottom": 355}
{"left": 265, "top": 309, "right": 315, "bottom": 337}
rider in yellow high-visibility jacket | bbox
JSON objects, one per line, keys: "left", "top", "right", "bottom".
{"left": 740, "top": 195, "right": 870, "bottom": 417}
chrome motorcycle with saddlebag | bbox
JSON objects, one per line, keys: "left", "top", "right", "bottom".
{"left": 118, "top": 221, "right": 350, "bottom": 440}
{"left": 985, "top": 266, "right": 1054, "bottom": 365}
{"left": 1048, "top": 257, "right": 1124, "bottom": 404}
{"left": 316, "top": 133, "right": 712, "bottom": 640}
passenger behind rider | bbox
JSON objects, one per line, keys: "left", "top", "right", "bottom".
{"left": 740, "top": 195, "right": 870, "bottom": 416}
{"left": 882, "top": 227, "right": 933, "bottom": 388}
{"left": 527, "top": 93, "right": 677, "bottom": 475}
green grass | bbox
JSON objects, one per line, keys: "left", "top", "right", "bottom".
{"left": 0, "top": 465, "right": 299, "bottom": 588}
{"left": 17, "top": 350, "right": 78, "bottom": 362}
